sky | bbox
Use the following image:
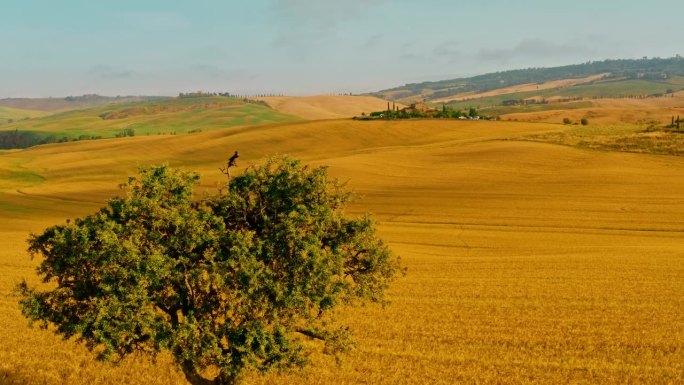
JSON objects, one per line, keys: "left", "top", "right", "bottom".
{"left": 1, "top": 0, "right": 683, "bottom": 98}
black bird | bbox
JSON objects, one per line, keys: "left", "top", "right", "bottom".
{"left": 228, "top": 151, "right": 239, "bottom": 167}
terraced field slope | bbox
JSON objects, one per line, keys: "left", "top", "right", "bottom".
{"left": 373, "top": 57, "right": 684, "bottom": 105}
{"left": 442, "top": 77, "right": 684, "bottom": 114}
{"left": 431, "top": 73, "right": 611, "bottom": 103}
{"left": 500, "top": 91, "right": 684, "bottom": 127}
{"left": 0, "top": 119, "right": 682, "bottom": 384}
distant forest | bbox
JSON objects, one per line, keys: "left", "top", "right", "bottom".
{"left": 374, "top": 56, "right": 684, "bottom": 101}
{"left": 0, "top": 129, "right": 105, "bottom": 149}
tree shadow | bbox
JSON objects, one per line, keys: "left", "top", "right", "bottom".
{"left": 0, "top": 367, "right": 30, "bottom": 385}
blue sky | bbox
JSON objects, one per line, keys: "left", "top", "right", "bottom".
{"left": 2, "top": 0, "right": 683, "bottom": 97}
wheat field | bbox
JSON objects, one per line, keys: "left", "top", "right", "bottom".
{"left": 0, "top": 119, "right": 682, "bottom": 384}
{"left": 256, "top": 95, "right": 400, "bottom": 120}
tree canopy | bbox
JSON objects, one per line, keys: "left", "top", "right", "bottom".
{"left": 18, "top": 156, "right": 403, "bottom": 385}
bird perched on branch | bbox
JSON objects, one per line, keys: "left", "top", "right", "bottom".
{"left": 228, "top": 151, "right": 239, "bottom": 168}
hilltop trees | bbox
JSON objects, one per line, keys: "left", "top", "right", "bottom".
{"left": 358, "top": 105, "right": 480, "bottom": 120}
{"left": 17, "top": 156, "right": 402, "bottom": 385}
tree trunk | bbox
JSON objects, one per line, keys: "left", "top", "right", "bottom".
{"left": 216, "top": 373, "right": 238, "bottom": 385}
{"left": 181, "top": 362, "right": 216, "bottom": 385}
{"left": 181, "top": 362, "right": 238, "bottom": 385}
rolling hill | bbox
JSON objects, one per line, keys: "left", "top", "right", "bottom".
{"left": 0, "top": 56, "right": 683, "bottom": 385}
{"left": 0, "top": 117, "right": 682, "bottom": 384}
{"left": 0, "top": 106, "right": 49, "bottom": 125}
{"left": 372, "top": 57, "right": 684, "bottom": 110}
{"left": 497, "top": 91, "right": 684, "bottom": 127}
{"left": 256, "top": 95, "right": 403, "bottom": 119}
{"left": 0, "top": 94, "right": 167, "bottom": 112}
{"left": 0, "top": 96, "right": 301, "bottom": 148}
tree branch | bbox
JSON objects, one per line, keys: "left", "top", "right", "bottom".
{"left": 295, "top": 328, "right": 326, "bottom": 341}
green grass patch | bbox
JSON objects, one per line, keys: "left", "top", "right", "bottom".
{"left": 517, "top": 124, "right": 684, "bottom": 156}
{"left": 10, "top": 167, "right": 44, "bottom": 184}
{"left": 0, "top": 159, "right": 43, "bottom": 219}
{"left": 0, "top": 199, "right": 30, "bottom": 213}
{"left": 484, "top": 101, "right": 595, "bottom": 115}
{"left": 2, "top": 169, "right": 45, "bottom": 185}
{"left": 0, "top": 157, "right": 45, "bottom": 193}
{"left": 0, "top": 97, "right": 301, "bottom": 147}
{"left": 666, "top": 76, "right": 684, "bottom": 86}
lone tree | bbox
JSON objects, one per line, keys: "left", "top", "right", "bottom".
{"left": 17, "top": 156, "right": 402, "bottom": 385}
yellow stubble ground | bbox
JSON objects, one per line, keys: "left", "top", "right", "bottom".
{"left": 0, "top": 119, "right": 682, "bottom": 384}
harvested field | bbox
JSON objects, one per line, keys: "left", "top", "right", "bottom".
{"left": 0, "top": 119, "right": 682, "bottom": 384}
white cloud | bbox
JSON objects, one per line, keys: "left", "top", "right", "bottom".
{"left": 477, "top": 38, "right": 596, "bottom": 64}
{"left": 112, "top": 10, "right": 190, "bottom": 32}
{"left": 89, "top": 65, "right": 136, "bottom": 79}
{"left": 433, "top": 40, "right": 461, "bottom": 63}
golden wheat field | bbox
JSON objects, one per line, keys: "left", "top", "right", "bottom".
{"left": 256, "top": 95, "right": 400, "bottom": 119}
{"left": 1, "top": 119, "right": 683, "bottom": 384}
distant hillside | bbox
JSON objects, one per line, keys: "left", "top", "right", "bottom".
{"left": 0, "top": 106, "right": 49, "bottom": 124}
{"left": 0, "top": 94, "right": 168, "bottom": 112}
{"left": 372, "top": 57, "right": 684, "bottom": 106}
{"left": 256, "top": 95, "right": 404, "bottom": 119}
{"left": 0, "top": 96, "right": 300, "bottom": 149}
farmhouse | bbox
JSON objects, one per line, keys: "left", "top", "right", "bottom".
{"left": 401, "top": 102, "right": 437, "bottom": 115}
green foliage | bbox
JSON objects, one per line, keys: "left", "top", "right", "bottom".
{"left": 482, "top": 101, "right": 594, "bottom": 116}
{"left": 0, "top": 130, "right": 45, "bottom": 148}
{"left": 17, "top": 156, "right": 402, "bottom": 385}
{"left": 581, "top": 118, "right": 589, "bottom": 126}
{"left": 114, "top": 128, "right": 135, "bottom": 138}
{"left": 563, "top": 118, "right": 573, "bottom": 125}
{"left": 359, "top": 106, "right": 472, "bottom": 120}
{"left": 433, "top": 109, "right": 463, "bottom": 119}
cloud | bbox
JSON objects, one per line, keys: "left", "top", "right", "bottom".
{"left": 268, "top": 0, "right": 387, "bottom": 52}
{"left": 271, "top": 0, "right": 386, "bottom": 29}
{"left": 477, "top": 38, "right": 596, "bottom": 64}
{"left": 433, "top": 40, "right": 461, "bottom": 63}
{"left": 433, "top": 40, "right": 460, "bottom": 56}
{"left": 188, "top": 65, "right": 258, "bottom": 82}
{"left": 89, "top": 65, "right": 136, "bottom": 79}
{"left": 363, "top": 34, "right": 383, "bottom": 49}
{"left": 112, "top": 10, "right": 190, "bottom": 32}
{"left": 397, "top": 52, "right": 422, "bottom": 61}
